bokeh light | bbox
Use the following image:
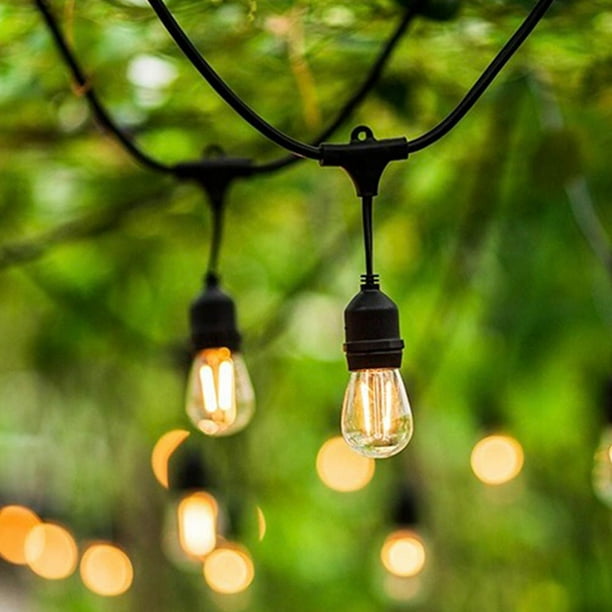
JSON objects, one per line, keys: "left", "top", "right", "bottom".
{"left": 203, "top": 545, "right": 255, "bottom": 594}
{"left": 256, "top": 506, "right": 266, "bottom": 542}
{"left": 177, "top": 491, "right": 218, "bottom": 558}
{"left": 80, "top": 543, "right": 134, "bottom": 597}
{"left": 470, "top": 435, "right": 525, "bottom": 485}
{"left": 151, "top": 429, "right": 190, "bottom": 488}
{"left": 381, "top": 530, "right": 426, "bottom": 578}
{"left": 25, "top": 522, "right": 78, "bottom": 580}
{"left": 316, "top": 436, "right": 375, "bottom": 492}
{"left": 0, "top": 505, "right": 41, "bottom": 565}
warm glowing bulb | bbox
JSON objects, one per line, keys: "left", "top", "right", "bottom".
{"left": 381, "top": 530, "right": 426, "bottom": 578}
{"left": 203, "top": 544, "right": 254, "bottom": 594}
{"left": 186, "top": 348, "right": 255, "bottom": 436}
{"left": 177, "top": 492, "right": 218, "bottom": 558}
{"left": 471, "top": 434, "right": 524, "bottom": 485}
{"left": 0, "top": 505, "right": 41, "bottom": 565}
{"left": 593, "top": 426, "right": 612, "bottom": 507}
{"left": 151, "top": 429, "right": 190, "bottom": 488}
{"left": 316, "top": 436, "right": 375, "bottom": 491}
{"left": 25, "top": 523, "right": 78, "bottom": 580}
{"left": 80, "top": 543, "right": 134, "bottom": 597}
{"left": 341, "top": 368, "right": 413, "bottom": 459}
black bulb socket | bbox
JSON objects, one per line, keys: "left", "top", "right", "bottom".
{"left": 169, "top": 447, "right": 209, "bottom": 492}
{"left": 344, "top": 275, "right": 404, "bottom": 371}
{"left": 190, "top": 273, "right": 241, "bottom": 352}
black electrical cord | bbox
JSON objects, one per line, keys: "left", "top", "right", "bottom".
{"left": 34, "top": 0, "right": 174, "bottom": 174}
{"left": 146, "top": 0, "right": 320, "bottom": 160}
{"left": 254, "top": 5, "right": 419, "bottom": 173}
{"left": 406, "top": 0, "right": 555, "bottom": 152}
{"left": 147, "top": 0, "right": 554, "bottom": 157}
{"left": 35, "top": 0, "right": 415, "bottom": 175}
{"left": 361, "top": 195, "right": 375, "bottom": 280}
{"left": 207, "top": 205, "right": 224, "bottom": 278}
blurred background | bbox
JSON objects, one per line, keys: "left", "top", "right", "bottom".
{"left": 0, "top": 0, "right": 611, "bottom": 610}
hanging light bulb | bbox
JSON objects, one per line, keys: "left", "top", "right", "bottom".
{"left": 341, "top": 275, "right": 413, "bottom": 458}
{"left": 380, "top": 485, "right": 428, "bottom": 602}
{"left": 164, "top": 444, "right": 221, "bottom": 563}
{"left": 186, "top": 273, "right": 254, "bottom": 437}
{"left": 177, "top": 491, "right": 218, "bottom": 558}
{"left": 593, "top": 379, "right": 612, "bottom": 507}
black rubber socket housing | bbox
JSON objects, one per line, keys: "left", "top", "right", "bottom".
{"left": 343, "top": 277, "right": 404, "bottom": 371}
{"left": 190, "top": 273, "right": 241, "bottom": 352}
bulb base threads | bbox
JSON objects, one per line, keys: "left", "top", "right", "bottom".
{"left": 343, "top": 280, "right": 404, "bottom": 371}
{"left": 189, "top": 273, "right": 242, "bottom": 352}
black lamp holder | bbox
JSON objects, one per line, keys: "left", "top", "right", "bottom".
{"left": 392, "top": 486, "right": 419, "bottom": 527}
{"left": 190, "top": 273, "right": 242, "bottom": 353}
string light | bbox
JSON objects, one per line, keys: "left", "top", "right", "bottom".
{"left": 470, "top": 434, "right": 525, "bottom": 485}
{"left": 80, "top": 543, "right": 134, "bottom": 597}
{"left": 0, "top": 505, "right": 41, "bottom": 565}
{"left": 24, "top": 522, "right": 78, "bottom": 580}
{"left": 35, "top": 0, "right": 556, "bottom": 456}
{"left": 316, "top": 436, "right": 375, "bottom": 491}
{"left": 203, "top": 544, "right": 255, "bottom": 594}
{"left": 186, "top": 275, "right": 255, "bottom": 437}
{"left": 322, "top": 129, "right": 414, "bottom": 459}
{"left": 151, "top": 429, "right": 191, "bottom": 488}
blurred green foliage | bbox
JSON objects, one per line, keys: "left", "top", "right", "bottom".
{"left": 0, "top": 0, "right": 611, "bottom": 611}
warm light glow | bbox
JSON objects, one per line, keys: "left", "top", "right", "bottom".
{"left": 203, "top": 545, "right": 254, "bottom": 594}
{"left": 25, "top": 523, "right": 78, "bottom": 580}
{"left": 608, "top": 445, "right": 612, "bottom": 464}
{"left": 186, "top": 348, "right": 255, "bottom": 437}
{"left": 342, "top": 368, "right": 413, "bottom": 459}
{"left": 256, "top": 506, "right": 267, "bottom": 542}
{"left": 80, "top": 543, "right": 134, "bottom": 597}
{"left": 0, "top": 505, "right": 41, "bottom": 565}
{"left": 381, "top": 530, "right": 426, "bottom": 578}
{"left": 151, "top": 429, "right": 190, "bottom": 488}
{"left": 471, "top": 434, "right": 525, "bottom": 485}
{"left": 316, "top": 436, "right": 375, "bottom": 492}
{"left": 177, "top": 492, "right": 218, "bottom": 558}
{"left": 218, "top": 360, "right": 234, "bottom": 411}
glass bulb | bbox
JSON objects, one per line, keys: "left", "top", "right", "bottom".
{"left": 186, "top": 347, "right": 255, "bottom": 437}
{"left": 341, "top": 368, "right": 413, "bottom": 459}
{"left": 593, "top": 425, "right": 612, "bottom": 507}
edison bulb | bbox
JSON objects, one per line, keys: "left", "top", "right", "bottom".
{"left": 341, "top": 368, "right": 413, "bottom": 459}
{"left": 593, "top": 426, "right": 612, "bottom": 507}
{"left": 186, "top": 347, "right": 255, "bottom": 437}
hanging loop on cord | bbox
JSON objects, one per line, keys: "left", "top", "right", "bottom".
{"left": 320, "top": 126, "right": 409, "bottom": 198}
